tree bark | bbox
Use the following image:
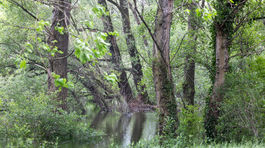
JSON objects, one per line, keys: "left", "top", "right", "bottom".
{"left": 183, "top": 2, "right": 197, "bottom": 106}
{"left": 152, "top": 0, "right": 178, "bottom": 136}
{"left": 206, "top": 25, "right": 229, "bottom": 138}
{"left": 47, "top": 0, "right": 71, "bottom": 110}
{"left": 119, "top": 0, "right": 150, "bottom": 104}
{"left": 98, "top": 0, "right": 133, "bottom": 103}
{"left": 205, "top": 0, "right": 247, "bottom": 139}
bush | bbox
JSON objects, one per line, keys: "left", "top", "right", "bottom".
{"left": 216, "top": 57, "right": 265, "bottom": 142}
{"left": 0, "top": 93, "right": 96, "bottom": 141}
{"left": 0, "top": 73, "right": 97, "bottom": 145}
{"left": 176, "top": 105, "right": 205, "bottom": 147}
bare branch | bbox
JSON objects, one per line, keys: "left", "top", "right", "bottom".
{"left": 170, "top": 32, "right": 188, "bottom": 63}
{"left": 132, "top": 0, "right": 166, "bottom": 63}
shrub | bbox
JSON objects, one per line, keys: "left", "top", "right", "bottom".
{"left": 216, "top": 57, "right": 265, "bottom": 142}
{"left": 176, "top": 105, "right": 205, "bottom": 147}
{"left": 0, "top": 73, "right": 97, "bottom": 145}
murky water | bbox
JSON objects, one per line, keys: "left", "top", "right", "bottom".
{"left": 60, "top": 111, "right": 158, "bottom": 148}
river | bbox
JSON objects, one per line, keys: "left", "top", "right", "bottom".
{"left": 60, "top": 111, "right": 158, "bottom": 148}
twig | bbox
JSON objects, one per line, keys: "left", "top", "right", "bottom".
{"left": 132, "top": 0, "right": 167, "bottom": 64}
{"left": 170, "top": 32, "right": 188, "bottom": 63}
{"left": 53, "top": 48, "right": 75, "bottom": 61}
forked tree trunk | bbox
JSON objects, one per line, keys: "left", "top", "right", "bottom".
{"left": 119, "top": 0, "right": 150, "bottom": 104}
{"left": 205, "top": 0, "right": 247, "bottom": 138}
{"left": 153, "top": 0, "right": 178, "bottom": 136}
{"left": 98, "top": 0, "right": 133, "bottom": 103}
{"left": 47, "top": 0, "right": 71, "bottom": 110}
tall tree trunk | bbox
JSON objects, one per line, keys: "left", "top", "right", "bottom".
{"left": 47, "top": 0, "right": 71, "bottom": 110}
{"left": 205, "top": 0, "right": 247, "bottom": 139}
{"left": 98, "top": 0, "right": 133, "bottom": 103}
{"left": 206, "top": 25, "right": 229, "bottom": 138}
{"left": 119, "top": 0, "right": 150, "bottom": 104}
{"left": 153, "top": 0, "right": 178, "bottom": 136}
{"left": 183, "top": 2, "right": 197, "bottom": 106}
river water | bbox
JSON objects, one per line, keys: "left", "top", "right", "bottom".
{"left": 60, "top": 111, "right": 158, "bottom": 148}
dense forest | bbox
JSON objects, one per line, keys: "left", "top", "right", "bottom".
{"left": 0, "top": 0, "right": 264, "bottom": 147}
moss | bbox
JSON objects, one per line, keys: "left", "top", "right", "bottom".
{"left": 153, "top": 58, "right": 178, "bottom": 137}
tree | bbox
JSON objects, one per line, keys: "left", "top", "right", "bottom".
{"left": 205, "top": 0, "right": 247, "bottom": 139}
{"left": 98, "top": 0, "right": 133, "bottom": 103}
{"left": 152, "top": 0, "right": 178, "bottom": 136}
{"left": 118, "top": 0, "right": 149, "bottom": 103}
{"left": 47, "top": 0, "right": 71, "bottom": 110}
{"left": 183, "top": 1, "right": 198, "bottom": 106}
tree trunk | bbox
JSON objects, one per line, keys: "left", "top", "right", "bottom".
{"left": 206, "top": 25, "right": 229, "bottom": 138}
{"left": 205, "top": 0, "right": 247, "bottom": 139}
{"left": 183, "top": 2, "right": 197, "bottom": 106}
{"left": 153, "top": 0, "right": 178, "bottom": 136}
{"left": 98, "top": 0, "right": 133, "bottom": 103}
{"left": 119, "top": 0, "right": 150, "bottom": 104}
{"left": 70, "top": 63, "right": 113, "bottom": 111}
{"left": 47, "top": 0, "right": 71, "bottom": 110}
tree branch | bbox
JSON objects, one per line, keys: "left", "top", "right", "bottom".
{"left": 8, "top": 0, "right": 39, "bottom": 21}
{"left": 53, "top": 48, "right": 75, "bottom": 61}
{"left": 132, "top": 0, "right": 167, "bottom": 64}
{"left": 170, "top": 32, "right": 188, "bottom": 63}
{"left": 106, "top": 0, "right": 122, "bottom": 12}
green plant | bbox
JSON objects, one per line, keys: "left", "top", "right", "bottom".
{"left": 216, "top": 56, "right": 265, "bottom": 142}
{"left": 177, "top": 105, "right": 205, "bottom": 147}
{"left": 0, "top": 73, "right": 97, "bottom": 144}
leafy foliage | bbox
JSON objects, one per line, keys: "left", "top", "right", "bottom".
{"left": 217, "top": 56, "right": 265, "bottom": 142}
{"left": 0, "top": 73, "right": 97, "bottom": 144}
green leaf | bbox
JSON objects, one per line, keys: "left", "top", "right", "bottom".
{"left": 56, "top": 26, "right": 64, "bottom": 35}
{"left": 75, "top": 48, "right": 81, "bottom": 58}
{"left": 20, "top": 59, "right": 27, "bottom": 69}
{"left": 58, "top": 50, "right": 64, "bottom": 54}
{"left": 195, "top": 8, "right": 201, "bottom": 17}
{"left": 52, "top": 72, "right": 60, "bottom": 79}
{"left": 92, "top": 5, "right": 107, "bottom": 17}
{"left": 51, "top": 40, "right": 58, "bottom": 43}
{"left": 85, "top": 21, "right": 94, "bottom": 28}
{"left": 67, "top": 81, "right": 74, "bottom": 89}
{"left": 104, "top": 73, "right": 118, "bottom": 83}
{"left": 108, "top": 31, "right": 119, "bottom": 37}
{"left": 80, "top": 52, "right": 88, "bottom": 64}
{"left": 25, "top": 42, "right": 33, "bottom": 50}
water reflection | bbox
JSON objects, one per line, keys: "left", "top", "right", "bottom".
{"left": 60, "top": 111, "right": 157, "bottom": 148}
{"left": 131, "top": 112, "right": 146, "bottom": 144}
